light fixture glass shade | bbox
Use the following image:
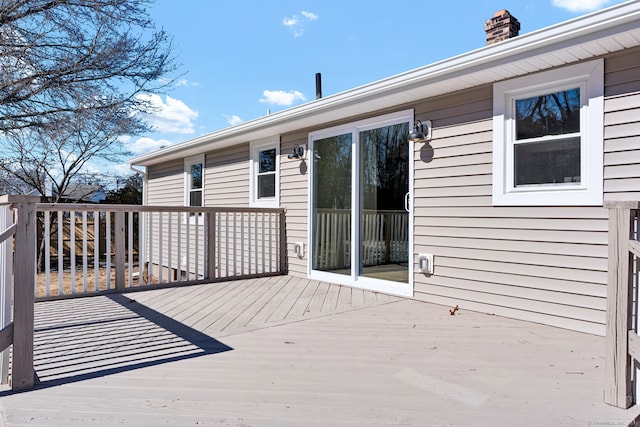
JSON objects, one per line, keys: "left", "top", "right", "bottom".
{"left": 408, "top": 120, "right": 431, "bottom": 143}
{"left": 408, "top": 128, "right": 426, "bottom": 143}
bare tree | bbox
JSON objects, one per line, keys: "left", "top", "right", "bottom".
{"left": 0, "top": 98, "right": 146, "bottom": 202}
{"left": 0, "top": 0, "right": 175, "bottom": 133}
{"left": 0, "top": 0, "right": 176, "bottom": 272}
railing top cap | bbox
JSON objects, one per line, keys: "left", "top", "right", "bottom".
{"left": 0, "top": 194, "right": 41, "bottom": 205}
{"left": 604, "top": 200, "right": 640, "bottom": 209}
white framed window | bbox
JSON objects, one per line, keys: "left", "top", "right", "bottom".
{"left": 250, "top": 136, "right": 279, "bottom": 207}
{"left": 184, "top": 155, "right": 204, "bottom": 223}
{"left": 492, "top": 59, "right": 604, "bottom": 206}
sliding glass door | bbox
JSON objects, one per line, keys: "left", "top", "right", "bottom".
{"left": 310, "top": 111, "right": 412, "bottom": 296}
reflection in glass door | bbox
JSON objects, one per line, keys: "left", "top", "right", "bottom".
{"left": 359, "top": 123, "right": 409, "bottom": 283}
{"left": 312, "top": 133, "right": 352, "bottom": 276}
{"left": 311, "top": 115, "right": 410, "bottom": 288}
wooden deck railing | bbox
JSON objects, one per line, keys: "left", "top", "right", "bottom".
{"left": 35, "top": 204, "right": 286, "bottom": 299}
{"left": 604, "top": 200, "right": 640, "bottom": 409}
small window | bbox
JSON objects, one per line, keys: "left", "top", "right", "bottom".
{"left": 188, "top": 162, "right": 203, "bottom": 206}
{"left": 250, "top": 137, "right": 279, "bottom": 207}
{"left": 257, "top": 148, "right": 276, "bottom": 198}
{"left": 184, "top": 155, "right": 204, "bottom": 222}
{"left": 492, "top": 60, "right": 604, "bottom": 206}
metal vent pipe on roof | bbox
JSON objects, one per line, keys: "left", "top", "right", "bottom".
{"left": 315, "top": 73, "right": 322, "bottom": 99}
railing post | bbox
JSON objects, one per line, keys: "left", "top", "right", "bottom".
{"left": 0, "top": 202, "right": 13, "bottom": 384}
{"left": 115, "top": 209, "right": 125, "bottom": 291}
{"left": 10, "top": 195, "right": 39, "bottom": 391}
{"left": 279, "top": 209, "right": 287, "bottom": 274}
{"left": 604, "top": 201, "right": 637, "bottom": 408}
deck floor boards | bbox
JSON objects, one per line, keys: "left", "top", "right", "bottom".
{"left": 1, "top": 275, "right": 636, "bottom": 426}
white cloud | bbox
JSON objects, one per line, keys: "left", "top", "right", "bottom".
{"left": 111, "top": 163, "right": 133, "bottom": 176}
{"left": 260, "top": 90, "right": 306, "bottom": 106}
{"left": 158, "top": 77, "right": 200, "bottom": 88}
{"left": 283, "top": 10, "right": 318, "bottom": 37}
{"left": 301, "top": 11, "right": 318, "bottom": 20}
{"left": 175, "top": 79, "right": 200, "bottom": 88}
{"left": 126, "top": 136, "right": 174, "bottom": 155}
{"left": 551, "top": 0, "right": 612, "bottom": 12}
{"left": 137, "top": 94, "right": 199, "bottom": 134}
{"left": 224, "top": 114, "right": 243, "bottom": 125}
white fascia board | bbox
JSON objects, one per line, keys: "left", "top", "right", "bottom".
{"left": 130, "top": 1, "right": 640, "bottom": 167}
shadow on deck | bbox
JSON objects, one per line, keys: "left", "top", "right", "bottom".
{"left": 22, "top": 275, "right": 397, "bottom": 392}
{"left": 21, "top": 293, "right": 232, "bottom": 391}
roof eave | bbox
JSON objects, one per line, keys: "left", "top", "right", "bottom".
{"left": 130, "top": 1, "right": 640, "bottom": 167}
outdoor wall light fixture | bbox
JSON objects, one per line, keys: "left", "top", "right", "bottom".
{"left": 288, "top": 144, "right": 305, "bottom": 159}
{"left": 408, "top": 120, "right": 432, "bottom": 143}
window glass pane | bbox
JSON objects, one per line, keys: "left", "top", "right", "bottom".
{"left": 258, "top": 149, "right": 276, "bottom": 173}
{"left": 516, "top": 88, "right": 580, "bottom": 140}
{"left": 189, "top": 190, "right": 202, "bottom": 207}
{"left": 312, "top": 133, "right": 352, "bottom": 275}
{"left": 190, "top": 163, "right": 202, "bottom": 189}
{"left": 359, "top": 122, "right": 409, "bottom": 283}
{"left": 257, "top": 174, "right": 275, "bottom": 198}
{"left": 514, "top": 137, "right": 581, "bottom": 186}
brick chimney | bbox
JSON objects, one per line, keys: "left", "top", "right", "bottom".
{"left": 485, "top": 10, "right": 520, "bottom": 45}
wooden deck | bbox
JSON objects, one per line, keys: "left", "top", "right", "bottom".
{"left": 0, "top": 275, "right": 638, "bottom": 426}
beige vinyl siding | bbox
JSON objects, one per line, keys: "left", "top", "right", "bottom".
{"left": 205, "top": 143, "right": 250, "bottom": 207}
{"left": 603, "top": 47, "right": 640, "bottom": 202}
{"left": 280, "top": 130, "right": 310, "bottom": 276}
{"left": 412, "top": 83, "right": 609, "bottom": 336}
{"left": 147, "top": 159, "right": 184, "bottom": 205}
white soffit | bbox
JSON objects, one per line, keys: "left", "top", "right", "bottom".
{"left": 131, "top": 1, "right": 640, "bottom": 167}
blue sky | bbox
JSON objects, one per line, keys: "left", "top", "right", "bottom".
{"left": 122, "top": 0, "right": 625, "bottom": 159}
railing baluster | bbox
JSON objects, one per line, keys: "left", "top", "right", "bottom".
{"left": 158, "top": 211, "right": 163, "bottom": 284}
{"left": 148, "top": 213, "right": 153, "bottom": 284}
{"left": 177, "top": 212, "right": 182, "bottom": 282}
{"left": 232, "top": 212, "right": 236, "bottom": 276}
{"left": 225, "top": 212, "right": 230, "bottom": 277}
{"left": 128, "top": 211, "right": 134, "bottom": 287}
{"left": 186, "top": 213, "right": 191, "bottom": 281}
{"left": 94, "top": 211, "right": 99, "bottom": 292}
{"left": 106, "top": 212, "right": 112, "bottom": 289}
{"left": 207, "top": 211, "right": 216, "bottom": 280}
{"left": 167, "top": 212, "right": 172, "bottom": 283}
{"left": 57, "top": 211, "right": 63, "bottom": 295}
{"left": 139, "top": 211, "right": 145, "bottom": 286}
{"left": 115, "top": 209, "right": 125, "bottom": 291}
{"left": 261, "top": 213, "right": 265, "bottom": 274}
{"left": 70, "top": 211, "right": 76, "bottom": 295}
{"left": 195, "top": 212, "right": 200, "bottom": 279}
{"left": 217, "top": 212, "right": 221, "bottom": 279}
{"left": 82, "top": 211, "right": 88, "bottom": 293}
{"left": 44, "top": 211, "right": 51, "bottom": 297}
